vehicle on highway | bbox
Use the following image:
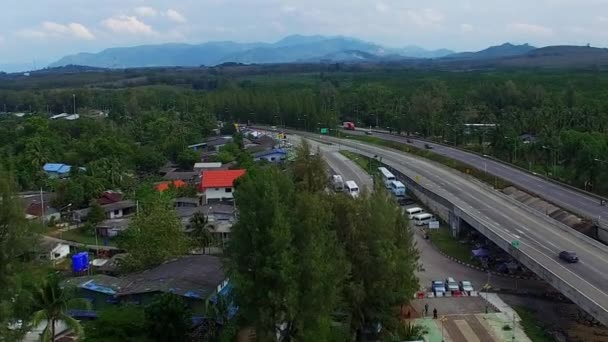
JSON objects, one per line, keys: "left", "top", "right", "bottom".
{"left": 459, "top": 280, "right": 474, "bottom": 293}
{"left": 345, "top": 180, "right": 360, "bottom": 198}
{"left": 332, "top": 174, "right": 344, "bottom": 192}
{"left": 431, "top": 280, "right": 446, "bottom": 295}
{"left": 559, "top": 251, "right": 579, "bottom": 263}
{"left": 343, "top": 121, "right": 356, "bottom": 130}
{"left": 365, "top": 130, "right": 373, "bottom": 135}
{"left": 389, "top": 180, "right": 406, "bottom": 197}
{"left": 413, "top": 213, "right": 435, "bottom": 226}
{"left": 445, "top": 277, "right": 459, "bottom": 292}
{"left": 378, "top": 167, "right": 396, "bottom": 188}
{"left": 406, "top": 138, "right": 413, "bottom": 143}
{"left": 405, "top": 207, "right": 424, "bottom": 219}
{"left": 424, "top": 143, "right": 433, "bottom": 149}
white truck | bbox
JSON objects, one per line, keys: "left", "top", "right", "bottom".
{"left": 332, "top": 174, "right": 344, "bottom": 192}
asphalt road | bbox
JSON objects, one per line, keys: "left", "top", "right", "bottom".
{"left": 300, "top": 132, "right": 608, "bottom": 325}
{"left": 349, "top": 129, "right": 608, "bottom": 229}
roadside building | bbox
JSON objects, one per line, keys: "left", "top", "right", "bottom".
{"left": 193, "top": 162, "right": 223, "bottom": 173}
{"left": 66, "top": 255, "right": 229, "bottom": 312}
{"left": 97, "top": 191, "right": 123, "bottom": 205}
{"left": 253, "top": 148, "right": 287, "bottom": 163}
{"left": 96, "top": 218, "right": 131, "bottom": 238}
{"left": 72, "top": 200, "right": 137, "bottom": 223}
{"left": 25, "top": 202, "right": 60, "bottom": 223}
{"left": 37, "top": 240, "right": 71, "bottom": 261}
{"left": 42, "top": 163, "right": 73, "bottom": 179}
{"left": 198, "top": 169, "right": 246, "bottom": 204}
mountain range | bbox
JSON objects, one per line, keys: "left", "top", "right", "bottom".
{"left": 32, "top": 35, "right": 608, "bottom": 71}
{"left": 48, "top": 35, "right": 459, "bottom": 69}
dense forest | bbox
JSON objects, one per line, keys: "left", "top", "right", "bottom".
{"left": 1, "top": 67, "right": 608, "bottom": 194}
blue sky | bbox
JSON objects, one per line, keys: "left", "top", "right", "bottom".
{"left": 2, "top": 0, "right": 608, "bottom": 67}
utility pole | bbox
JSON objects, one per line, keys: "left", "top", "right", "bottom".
{"left": 72, "top": 94, "right": 76, "bottom": 114}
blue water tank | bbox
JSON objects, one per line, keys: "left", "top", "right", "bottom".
{"left": 71, "top": 252, "right": 89, "bottom": 273}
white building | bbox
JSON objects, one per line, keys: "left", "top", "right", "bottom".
{"left": 198, "top": 169, "right": 246, "bottom": 204}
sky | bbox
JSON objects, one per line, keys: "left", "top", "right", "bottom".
{"left": 2, "top": 0, "right": 608, "bottom": 67}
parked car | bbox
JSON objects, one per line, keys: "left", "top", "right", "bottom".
{"left": 445, "top": 277, "right": 459, "bottom": 292}
{"left": 424, "top": 143, "right": 433, "bottom": 149}
{"left": 397, "top": 197, "right": 415, "bottom": 206}
{"left": 559, "top": 251, "right": 579, "bottom": 263}
{"left": 431, "top": 280, "right": 446, "bottom": 295}
{"left": 459, "top": 280, "right": 474, "bottom": 293}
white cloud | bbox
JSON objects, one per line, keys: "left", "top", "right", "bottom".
{"left": 281, "top": 5, "right": 297, "bottom": 13}
{"left": 18, "top": 21, "right": 94, "bottom": 40}
{"left": 508, "top": 22, "right": 553, "bottom": 36}
{"left": 460, "top": 23, "right": 473, "bottom": 32}
{"left": 166, "top": 9, "right": 187, "bottom": 23}
{"left": 405, "top": 8, "right": 444, "bottom": 28}
{"left": 375, "top": 2, "right": 389, "bottom": 13}
{"left": 135, "top": 6, "right": 158, "bottom": 17}
{"left": 102, "top": 15, "right": 155, "bottom": 35}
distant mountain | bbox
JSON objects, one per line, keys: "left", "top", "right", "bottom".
{"left": 396, "top": 46, "right": 454, "bottom": 58}
{"left": 445, "top": 43, "right": 536, "bottom": 60}
{"left": 49, "top": 35, "right": 454, "bottom": 68}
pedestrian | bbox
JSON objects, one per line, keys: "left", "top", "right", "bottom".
{"left": 433, "top": 308, "right": 438, "bottom": 319}
{"left": 424, "top": 303, "right": 429, "bottom": 316}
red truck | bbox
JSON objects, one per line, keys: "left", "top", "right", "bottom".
{"left": 343, "top": 121, "right": 356, "bottom": 130}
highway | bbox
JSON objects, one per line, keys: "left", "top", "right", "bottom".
{"left": 295, "top": 131, "right": 608, "bottom": 325}
{"left": 348, "top": 129, "right": 608, "bottom": 229}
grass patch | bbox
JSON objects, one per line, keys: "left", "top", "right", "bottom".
{"left": 51, "top": 228, "right": 117, "bottom": 247}
{"left": 427, "top": 227, "right": 476, "bottom": 265}
{"left": 340, "top": 150, "right": 382, "bottom": 175}
{"left": 344, "top": 134, "right": 512, "bottom": 189}
{"left": 514, "top": 306, "right": 553, "bottom": 342}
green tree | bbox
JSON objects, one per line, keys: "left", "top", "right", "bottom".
{"left": 118, "top": 198, "right": 191, "bottom": 271}
{"left": 188, "top": 212, "right": 214, "bottom": 252}
{"left": 331, "top": 186, "right": 419, "bottom": 336}
{"left": 29, "top": 274, "right": 91, "bottom": 342}
{"left": 291, "top": 140, "right": 327, "bottom": 192}
{"left": 226, "top": 167, "right": 299, "bottom": 340}
{"left": 176, "top": 149, "right": 199, "bottom": 170}
{"left": 0, "top": 170, "right": 38, "bottom": 339}
{"left": 144, "top": 293, "right": 192, "bottom": 342}
{"left": 84, "top": 305, "right": 148, "bottom": 342}
{"left": 86, "top": 202, "right": 106, "bottom": 225}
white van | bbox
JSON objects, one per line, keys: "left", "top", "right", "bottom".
{"left": 389, "top": 180, "right": 406, "bottom": 197}
{"left": 345, "top": 181, "right": 360, "bottom": 198}
{"left": 413, "top": 213, "right": 435, "bottom": 226}
{"left": 378, "top": 167, "right": 396, "bottom": 188}
{"left": 406, "top": 207, "right": 424, "bottom": 219}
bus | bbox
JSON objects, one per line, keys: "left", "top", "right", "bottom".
{"left": 345, "top": 181, "right": 360, "bottom": 198}
{"left": 413, "top": 213, "right": 435, "bottom": 226}
{"left": 378, "top": 167, "right": 396, "bottom": 188}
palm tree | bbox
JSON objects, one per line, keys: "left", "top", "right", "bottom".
{"left": 189, "top": 212, "right": 214, "bottom": 253}
{"left": 391, "top": 322, "right": 428, "bottom": 341}
{"left": 29, "top": 274, "right": 91, "bottom": 342}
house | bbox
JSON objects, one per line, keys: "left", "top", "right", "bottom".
{"left": 65, "top": 255, "right": 228, "bottom": 311}
{"left": 193, "top": 162, "right": 222, "bottom": 173}
{"left": 25, "top": 202, "right": 61, "bottom": 223}
{"left": 97, "top": 218, "right": 131, "bottom": 238}
{"left": 38, "top": 239, "right": 71, "bottom": 261}
{"left": 176, "top": 207, "right": 207, "bottom": 231}
{"left": 42, "top": 163, "right": 73, "bottom": 178}
{"left": 155, "top": 180, "right": 187, "bottom": 192}
{"left": 201, "top": 203, "right": 237, "bottom": 247}
{"left": 162, "top": 171, "right": 199, "bottom": 182}
{"left": 72, "top": 200, "right": 137, "bottom": 222}
{"left": 198, "top": 169, "right": 246, "bottom": 204}
{"left": 253, "top": 148, "right": 287, "bottom": 163}
{"left": 97, "top": 191, "right": 123, "bottom": 205}
{"left": 188, "top": 136, "right": 233, "bottom": 153}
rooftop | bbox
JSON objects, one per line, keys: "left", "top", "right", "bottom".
{"left": 199, "top": 169, "right": 246, "bottom": 190}
{"left": 155, "top": 180, "right": 187, "bottom": 192}
{"left": 253, "top": 148, "right": 287, "bottom": 158}
{"left": 194, "top": 162, "right": 222, "bottom": 169}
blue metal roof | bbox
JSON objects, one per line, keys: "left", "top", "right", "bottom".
{"left": 57, "top": 165, "right": 72, "bottom": 174}
{"left": 254, "top": 148, "right": 287, "bottom": 158}
{"left": 43, "top": 163, "right": 66, "bottom": 172}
